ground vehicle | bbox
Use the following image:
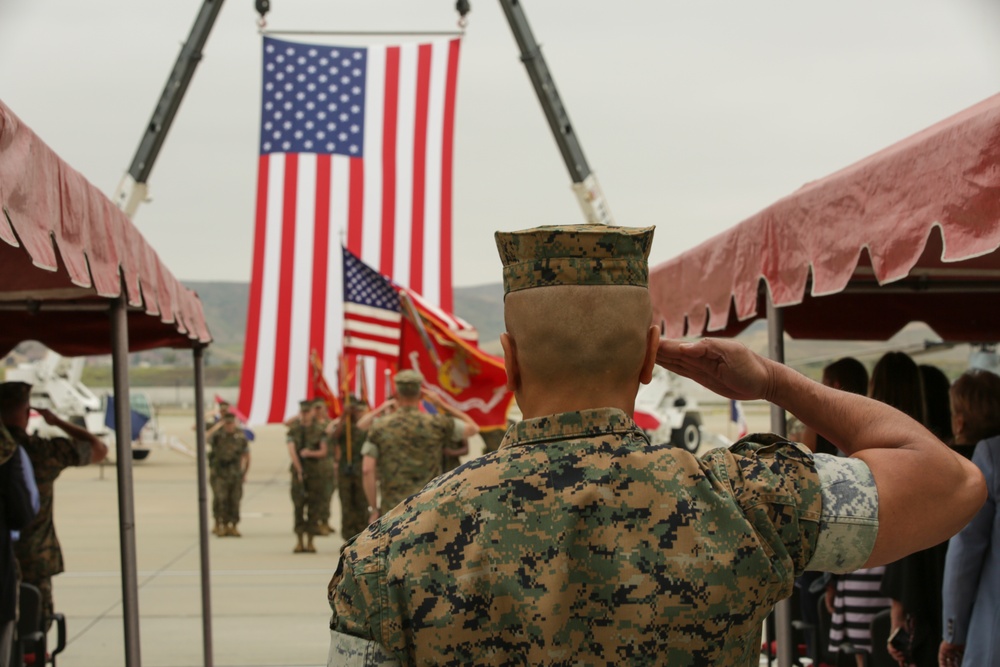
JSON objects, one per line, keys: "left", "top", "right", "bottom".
{"left": 5, "top": 353, "right": 185, "bottom": 460}
{"left": 634, "top": 366, "right": 704, "bottom": 453}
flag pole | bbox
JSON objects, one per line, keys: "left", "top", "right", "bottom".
{"left": 399, "top": 291, "right": 442, "bottom": 368}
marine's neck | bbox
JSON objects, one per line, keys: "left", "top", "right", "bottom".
{"left": 516, "top": 384, "right": 637, "bottom": 421}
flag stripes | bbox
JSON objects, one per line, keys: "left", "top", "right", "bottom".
{"left": 238, "top": 36, "right": 461, "bottom": 424}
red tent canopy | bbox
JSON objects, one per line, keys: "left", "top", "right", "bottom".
{"left": 649, "top": 93, "right": 1000, "bottom": 342}
{"left": 0, "top": 99, "right": 212, "bottom": 355}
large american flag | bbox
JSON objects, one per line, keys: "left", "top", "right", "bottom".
{"left": 238, "top": 35, "right": 462, "bottom": 424}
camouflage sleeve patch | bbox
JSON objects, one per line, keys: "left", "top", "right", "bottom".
{"left": 805, "top": 454, "right": 879, "bottom": 573}
{"left": 708, "top": 435, "right": 824, "bottom": 579}
{"left": 360, "top": 441, "right": 379, "bottom": 459}
{"left": 449, "top": 417, "right": 464, "bottom": 442}
{"left": 327, "top": 631, "right": 400, "bottom": 667}
{"left": 73, "top": 439, "right": 93, "bottom": 466}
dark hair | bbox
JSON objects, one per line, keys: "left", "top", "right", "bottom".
{"left": 870, "top": 352, "right": 926, "bottom": 424}
{"left": 822, "top": 357, "right": 869, "bottom": 396}
{"left": 0, "top": 381, "right": 32, "bottom": 420}
{"left": 950, "top": 369, "right": 1000, "bottom": 444}
{"left": 919, "top": 364, "right": 952, "bottom": 442}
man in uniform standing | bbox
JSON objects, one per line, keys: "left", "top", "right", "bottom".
{"left": 326, "top": 396, "right": 369, "bottom": 541}
{"left": 287, "top": 399, "right": 327, "bottom": 553}
{"left": 0, "top": 381, "right": 107, "bottom": 627}
{"left": 327, "top": 224, "right": 986, "bottom": 666}
{"left": 360, "top": 370, "right": 479, "bottom": 524}
{"left": 208, "top": 412, "right": 250, "bottom": 537}
{"left": 311, "top": 399, "right": 337, "bottom": 536}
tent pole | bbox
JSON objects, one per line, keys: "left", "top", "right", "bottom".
{"left": 193, "top": 346, "right": 214, "bottom": 666}
{"left": 110, "top": 297, "right": 142, "bottom": 667}
{"left": 766, "top": 296, "right": 794, "bottom": 667}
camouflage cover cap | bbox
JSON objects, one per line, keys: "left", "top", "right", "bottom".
{"left": 394, "top": 369, "right": 424, "bottom": 385}
{"left": 495, "top": 224, "right": 655, "bottom": 294}
{"left": 222, "top": 412, "right": 237, "bottom": 422}
{"left": 299, "top": 399, "right": 313, "bottom": 410}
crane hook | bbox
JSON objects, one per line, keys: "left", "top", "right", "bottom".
{"left": 255, "top": 0, "right": 270, "bottom": 30}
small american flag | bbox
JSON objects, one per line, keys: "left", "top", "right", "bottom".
{"left": 342, "top": 247, "right": 401, "bottom": 360}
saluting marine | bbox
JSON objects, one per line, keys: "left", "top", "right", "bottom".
{"left": 310, "top": 398, "right": 337, "bottom": 536}
{"left": 359, "top": 369, "right": 478, "bottom": 524}
{"left": 326, "top": 224, "right": 986, "bottom": 666}
{"left": 0, "top": 381, "right": 107, "bottom": 628}
{"left": 287, "top": 399, "right": 327, "bottom": 553}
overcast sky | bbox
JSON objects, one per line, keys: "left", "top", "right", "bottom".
{"left": 2, "top": 1, "right": 999, "bottom": 289}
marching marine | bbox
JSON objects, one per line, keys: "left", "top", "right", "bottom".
{"left": 286, "top": 399, "right": 327, "bottom": 553}
{"left": 207, "top": 412, "right": 250, "bottom": 537}
{"left": 326, "top": 395, "right": 370, "bottom": 541}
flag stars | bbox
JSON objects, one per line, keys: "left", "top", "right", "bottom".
{"left": 261, "top": 38, "right": 366, "bottom": 156}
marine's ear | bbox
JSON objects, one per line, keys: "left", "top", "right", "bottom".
{"left": 639, "top": 324, "right": 660, "bottom": 385}
{"left": 500, "top": 333, "right": 520, "bottom": 392}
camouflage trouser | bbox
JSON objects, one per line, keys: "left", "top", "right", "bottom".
{"left": 22, "top": 576, "right": 54, "bottom": 631}
{"left": 318, "top": 459, "right": 336, "bottom": 525}
{"left": 210, "top": 471, "right": 244, "bottom": 524}
{"left": 337, "top": 471, "right": 369, "bottom": 540}
{"left": 291, "top": 464, "right": 325, "bottom": 536}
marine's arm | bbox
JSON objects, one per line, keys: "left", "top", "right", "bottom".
{"left": 657, "top": 338, "right": 987, "bottom": 567}
{"left": 362, "top": 455, "right": 378, "bottom": 521}
{"left": 36, "top": 408, "right": 108, "bottom": 463}
{"left": 357, "top": 400, "right": 394, "bottom": 431}
{"left": 422, "top": 389, "right": 479, "bottom": 439}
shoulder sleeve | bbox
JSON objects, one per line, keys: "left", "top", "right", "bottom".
{"left": 805, "top": 454, "right": 879, "bottom": 573}
{"left": 703, "top": 436, "right": 824, "bottom": 578}
{"left": 46, "top": 436, "right": 89, "bottom": 468}
{"left": 361, "top": 423, "right": 382, "bottom": 459}
{"left": 329, "top": 527, "right": 400, "bottom": 656}
{"left": 328, "top": 631, "right": 400, "bottom": 667}
{"left": 448, "top": 417, "right": 464, "bottom": 441}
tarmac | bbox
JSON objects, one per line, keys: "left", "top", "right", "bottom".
{"left": 42, "top": 403, "right": 770, "bottom": 667}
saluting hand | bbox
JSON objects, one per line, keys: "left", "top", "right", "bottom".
{"left": 656, "top": 338, "right": 774, "bottom": 402}
{"left": 36, "top": 408, "right": 61, "bottom": 426}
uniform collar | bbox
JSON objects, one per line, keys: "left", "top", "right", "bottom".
{"left": 499, "top": 407, "right": 643, "bottom": 450}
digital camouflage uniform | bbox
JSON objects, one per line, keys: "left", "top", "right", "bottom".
{"left": 9, "top": 425, "right": 92, "bottom": 624}
{"left": 326, "top": 224, "right": 881, "bottom": 666}
{"left": 361, "top": 407, "right": 460, "bottom": 514}
{"left": 208, "top": 425, "right": 249, "bottom": 526}
{"left": 329, "top": 412, "right": 879, "bottom": 666}
{"left": 335, "top": 417, "right": 369, "bottom": 541}
{"left": 289, "top": 420, "right": 327, "bottom": 537}
{"left": 313, "top": 408, "right": 337, "bottom": 532}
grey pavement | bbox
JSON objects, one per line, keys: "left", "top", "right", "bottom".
{"left": 49, "top": 414, "right": 338, "bottom": 667}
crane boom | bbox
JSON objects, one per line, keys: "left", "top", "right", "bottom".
{"left": 113, "top": 0, "right": 226, "bottom": 218}
{"left": 497, "top": 0, "right": 614, "bottom": 225}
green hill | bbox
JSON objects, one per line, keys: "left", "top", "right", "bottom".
{"left": 59, "top": 281, "right": 976, "bottom": 388}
